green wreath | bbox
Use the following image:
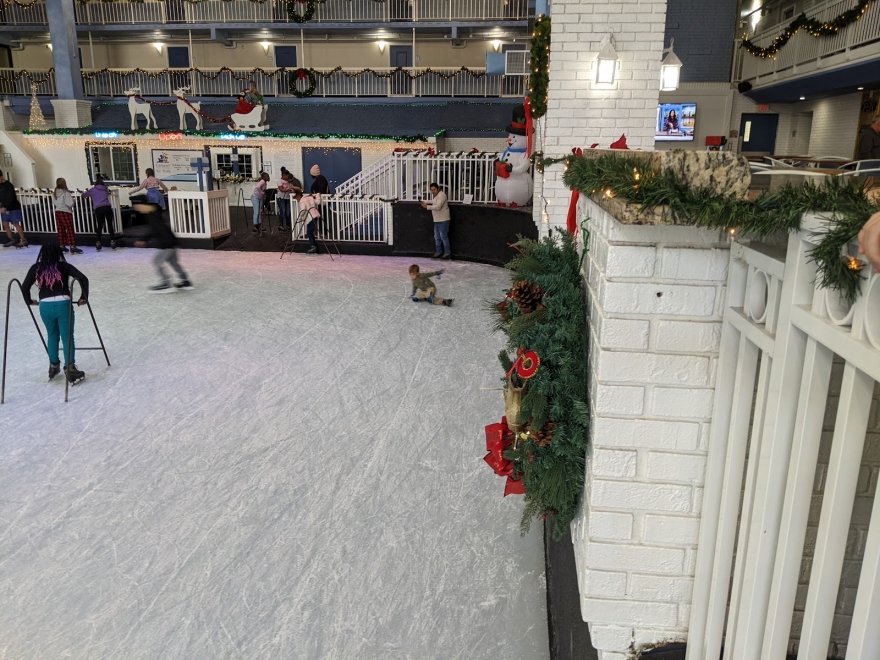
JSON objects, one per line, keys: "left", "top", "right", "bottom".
{"left": 286, "top": 0, "right": 315, "bottom": 23}
{"left": 290, "top": 68, "right": 317, "bottom": 97}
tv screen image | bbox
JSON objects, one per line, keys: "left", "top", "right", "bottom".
{"left": 656, "top": 103, "right": 696, "bottom": 141}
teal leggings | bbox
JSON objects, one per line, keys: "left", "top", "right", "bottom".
{"left": 39, "top": 299, "right": 75, "bottom": 366}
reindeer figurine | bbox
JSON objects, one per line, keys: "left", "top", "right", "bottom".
{"left": 174, "top": 86, "right": 203, "bottom": 131}
{"left": 124, "top": 87, "right": 158, "bottom": 130}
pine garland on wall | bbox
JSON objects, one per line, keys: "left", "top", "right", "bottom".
{"left": 486, "top": 231, "right": 589, "bottom": 537}
{"left": 528, "top": 15, "right": 550, "bottom": 119}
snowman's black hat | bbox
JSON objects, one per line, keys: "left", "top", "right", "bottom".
{"left": 506, "top": 106, "right": 528, "bottom": 136}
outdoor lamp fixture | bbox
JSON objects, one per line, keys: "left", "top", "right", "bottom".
{"left": 492, "top": 39, "right": 502, "bottom": 52}
{"left": 261, "top": 41, "right": 271, "bottom": 52}
{"left": 595, "top": 33, "right": 617, "bottom": 85}
{"left": 377, "top": 40, "right": 387, "bottom": 53}
{"left": 660, "top": 38, "right": 683, "bottom": 91}
{"left": 153, "top": 42, "right": 164, "bottom": 53}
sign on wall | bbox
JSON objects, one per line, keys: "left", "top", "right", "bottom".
{"left": 151, "top": 148, "right": 204, "bottom": 184}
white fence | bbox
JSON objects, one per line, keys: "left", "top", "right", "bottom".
{"left": 335, "top": 150, "right": 500, "bottom": 204}
{"left": 16, "top": 188, "right": 123, "bottom": 237}
{"left": 688, "top": 215, "right": 880, "bottom": 659}
{"left": 290, "top": 197, "right": 392, "bottom": 244}
{"left": 736, "top": 0, "right": 880, "bottom": 85}
{"left": 168, "top": 190, "right": 231, "bottom": 239}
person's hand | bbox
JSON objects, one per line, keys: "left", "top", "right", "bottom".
{"left": 858, "top": 211, "right": 880, "bottom": 273}
{"left": 28, "top": 300, "right": 37, "bottom": 306}
{"left": 420, "top": 201, "right": 427, "bottom": 208}
{"left": 76, "top": 297, "right": 87, "bottom": 306}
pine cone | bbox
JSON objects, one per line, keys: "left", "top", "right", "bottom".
{"left": 528, "top": 422, "right": 555, "bottom": 448}
{"left": 509, "top": 280, "right": 544, "bottom": 314}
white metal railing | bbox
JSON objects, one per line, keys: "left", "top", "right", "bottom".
{"left": 75, "top": 67, "right": 525, "bottom": 99}
{"left": 74, "top": 0, "right": 167, "bottom": 24}
{"left": 16, "top": 188, "right": 122, "bottom": 236}
{"left": 736, "top": 0, "right": 880, "bottom": 84}
{"left": 335, "top": 150, "right": 501, "bottom": 204}
{"left": 0, "top": 69, "right": 56, "bottom": 97}
{"left": 291, "top": 197, "right": 391, "bottom": 243}
{"left": 0, "top": 0, "right": 48, "bottom": 24}
{"left": 687, "top": 215, "right": 880, "bottom": 660}
{"left": 168, "top": 190, "right": 230, "bottom": 239}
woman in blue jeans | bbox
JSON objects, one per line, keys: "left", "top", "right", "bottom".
{"left": 21, "top": 243, "right": 89, "bottom": 384}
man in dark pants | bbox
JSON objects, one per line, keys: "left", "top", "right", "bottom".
{"left": 0, "top": 169, "right": 27, "bottom": 248}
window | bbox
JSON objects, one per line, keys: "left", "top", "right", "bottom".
{"left": 781, "top": 5, "right": 795, "bottom": 20}
{"left": 85, "top": 142, "right": 138, "bottom": 184}
{"left": 208, "top": 145, "right": 263, "bottom": 180}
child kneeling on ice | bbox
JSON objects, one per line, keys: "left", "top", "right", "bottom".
{"left": 409, "top": 264, "right": 453, "bottom": 306}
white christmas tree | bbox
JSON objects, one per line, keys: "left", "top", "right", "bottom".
{"left": 28, "top": 83, "right": 47, "bottom": 131}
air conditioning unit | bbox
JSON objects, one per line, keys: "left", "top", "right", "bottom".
{"left": 505, "top": 50, "right": 530, "bottom": 76}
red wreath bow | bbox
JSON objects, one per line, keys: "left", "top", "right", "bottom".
{"left": 483, "top": 419, "right": 526, "bottom": 496}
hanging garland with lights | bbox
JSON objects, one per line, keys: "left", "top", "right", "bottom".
{"left": 0, "top": 68, "right": 55, "bottom": 89}
{"left": 290, "top": 68, "right": 317, "bottom": 97}
{"left": 549, "top": 152, "right": 879, "bottom": 302}
{"left": 24, "top": 126, "right": 437, "bottom": 143}
{"left": 528, "top": 15, "right": 550, "bottom": 119}
{"left": 741, "top": 0, "right": 877, "bottom": 58}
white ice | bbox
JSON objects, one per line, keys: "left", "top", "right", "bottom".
{"left": 0, "top": 248, "right": 548, "bottom": 659}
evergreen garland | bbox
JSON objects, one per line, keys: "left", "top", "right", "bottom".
{"left": 528, "top": 15, "right": 550, "bottom": 119}
{"left": 557, "top": 153, "right": 879, "bottom": 302}
{"left": 741, "top": 0, "right": 876, "bottom": 59}
{"left": 489, "top": 231, "right": 589, "bottom": 537}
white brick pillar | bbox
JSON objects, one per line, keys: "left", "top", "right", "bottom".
{"left": 533, "top": 0, "right": 667, "bottom": 235}
{"left": 572, "top": 197, "right": 729, "bottom": 659}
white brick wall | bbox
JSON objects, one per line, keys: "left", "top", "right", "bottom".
{"left": 572, "top": 197, "right": 729, "bottom": 657}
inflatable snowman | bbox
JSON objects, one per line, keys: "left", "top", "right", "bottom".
{"left": 494, "top": 106, "right": 533, "bottom": 207}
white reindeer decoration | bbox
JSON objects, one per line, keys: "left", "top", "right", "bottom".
{"left": 174, "top": 87, "right": 203, "bottom": 131}
{"left": 124, "top": 87, "right": 158, "bottom": 130}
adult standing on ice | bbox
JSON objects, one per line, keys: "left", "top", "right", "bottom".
{"left": 21, "top": 243, "right": 89, "bottom": 384}
{"left": 133, "top": 202, "right": 193, "bottom": 293}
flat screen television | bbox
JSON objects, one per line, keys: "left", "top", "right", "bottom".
{"left": 655, "top": 103, "right": 696, "bottom": 141}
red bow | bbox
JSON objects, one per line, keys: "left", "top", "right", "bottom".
{"left": 566, "top": 147, "right": 583, "bottom": 234}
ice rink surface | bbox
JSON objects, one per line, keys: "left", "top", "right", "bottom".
{"left": 0, "top": 248, "right": 548, "bottom": 660}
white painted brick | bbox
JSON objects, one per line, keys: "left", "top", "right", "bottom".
{"left": 596, "top": 319, "right": 650, "bottom": 350}
{"left": 652, "top": 320, "right": 722, "bottom": 353}
{"left": 583, "top": 569, "right": 628, "bottom": 598}
{"left": 629, "top": 574, "right": 694, "bottom": 602}
{"left": 650, "top": 387, "right": 715, "bottom": 419}
{"left": 595, "top": 384, "right": 645, "bottom": 416}
{"left": 602, "top": 281, "right": 718, "bottom": 317}
{"left": 645, "top": 452, "right": 707, "bottom": 485}
{"left": 659, "top": 247, "right": 729, "bottom": 281}
{"left": 642, "top": 513, "right": 700, "bottom": 545}
{"left": 597, "top": 652, "right": 629, "bottom": 660}
{"left": 589, "top": 510, "right": 635, "bottom": 540}
{"left": 596, "top": 352, "right": 710, "bottom": 387}
{"left": 592, "top": 417, "right": 701, "bottom": 451}
{"left": 585, "top": 542, "right": 685, "bottom": 574}
{"left": 593, "top": 449, "right": 638, "bottom": 479}
{"left": 591, "top": 480, "right": 692, "bottom": 512}
{"left": 582, "top": 598, "right": 679, "bottom": 628}
{"left": 589, "top": 624, "right": 635, "bottom": 651}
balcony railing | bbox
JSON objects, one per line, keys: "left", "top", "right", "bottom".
{"left": 1, "top": 0, "right": 527, "bottom": 26}
{"left": 56, "top": 67, "right": 524, "bottom": 98}
{"left": 735, "top": 0, "right": 880, "bottom": 85}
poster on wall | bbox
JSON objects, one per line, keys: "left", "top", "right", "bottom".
{"left": 151, "top": 149, "right": 204, "bottom": 183}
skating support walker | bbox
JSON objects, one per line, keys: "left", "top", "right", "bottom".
{"left": 280, "top": 208, "right": 340, "bottom": 260}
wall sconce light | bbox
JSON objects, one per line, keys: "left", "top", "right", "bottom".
{"left": 660, "top": 38, "right": 683, "bottom": 91}
{"left": 491, "top": 39, "right": 502, "bottom": 52}
{"left": 260, "top": 41, "right": 271, "bottom": 53}
{"left": 153, "top": 42, "right": 164, "bottom": 54}
{"left": 377, "top": 40, "right": 387, "bottom": 53}
{"left": 595, "top": 33, "right": 617, "bottom": 85}
{"left": 46, "top": 44, "right": 53, "bottom": 52}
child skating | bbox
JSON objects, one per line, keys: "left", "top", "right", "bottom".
{"left": 409, "top": 264, "right": 453, "bottom": 306}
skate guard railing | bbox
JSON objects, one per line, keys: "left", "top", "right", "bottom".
{"left": 168, "top": 190, "right": 231, "bottom": 239}
{"left": 335, "top": 150, "right": 501, "bottom": 204}
{"left": 291, "top": 196, "right": 392, "bottom": 244}
{"left": 687, "top": 214, "right": 880, "bottom": 659}
{"left": 16, "top": 188, "right": 123, "bottom": 237}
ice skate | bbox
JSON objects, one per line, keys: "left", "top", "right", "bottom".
{"left": 95, "top": 241, "right": 102, "bottom": 251}
{"left": 149, "top": 283, "right": 176, "bottom": 293}
{"left": 442, "top": 298, "right": 454, "bottom": 307}
{"left": 64, "top": 364, "right": 85, "bottom": 385}
{"left": 69, "top": 247, "right": 83, "bottom": 255}
{"left": 48, "top": 363, "right": 61, "bottom": 381}
{"left": 175, "top": 280, "right": 194, "bottom": 290}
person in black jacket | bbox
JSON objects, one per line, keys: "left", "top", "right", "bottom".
{"left": 0, "top": 169, "right": 27, "bottom": 248}
{"left": 21, "top": 243, "right": 89, "bottom": 383}
{"left": 133, "top": 202, "right": 193, "bottom": 293}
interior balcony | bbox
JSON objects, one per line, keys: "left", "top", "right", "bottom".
{"left": 734, "top": 0, "right": 880, "bottom": 102}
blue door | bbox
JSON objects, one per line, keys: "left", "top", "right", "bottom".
{"left": 389, "top": 45, "right": 412, "bottom": 96}
{"left": 275, "top": 46, "right": 297, "bottom": 97}
{"left": 302, "top": 147, "right": 362, "bottom": 193}
{"left": 739, "top": 113, "right": 779, "bottom": 154}
{"left": 168, "top": 46, "right": 190, "bottom": 91}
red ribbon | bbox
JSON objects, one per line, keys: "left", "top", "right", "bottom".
{"left": 566, "top": 147, "right": 583, "bottom": 234}
{"left": 524, "top": 96, "right": 534, "bottom": 157}
{"left": 296, "top": 68, "right": 307, "bottom": 80}
{"left": 504, "top": 476, "right": 526, "bottom": 497}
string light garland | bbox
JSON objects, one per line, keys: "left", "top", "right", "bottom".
{"left": 551, "top": 152, "right": 879, "bottom": 302}
{"left": 528, "top": 15, "right": 550, "bottom": 119}
{"left": 741, "top": 0, "right": 876, "bottom": 59}
{"left": 25, "top": 126, "right": 439, "bottom": 143}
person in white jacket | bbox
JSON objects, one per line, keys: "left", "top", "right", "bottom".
{"left": 53, "top": 178, "right": 82, "bottom": 254}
